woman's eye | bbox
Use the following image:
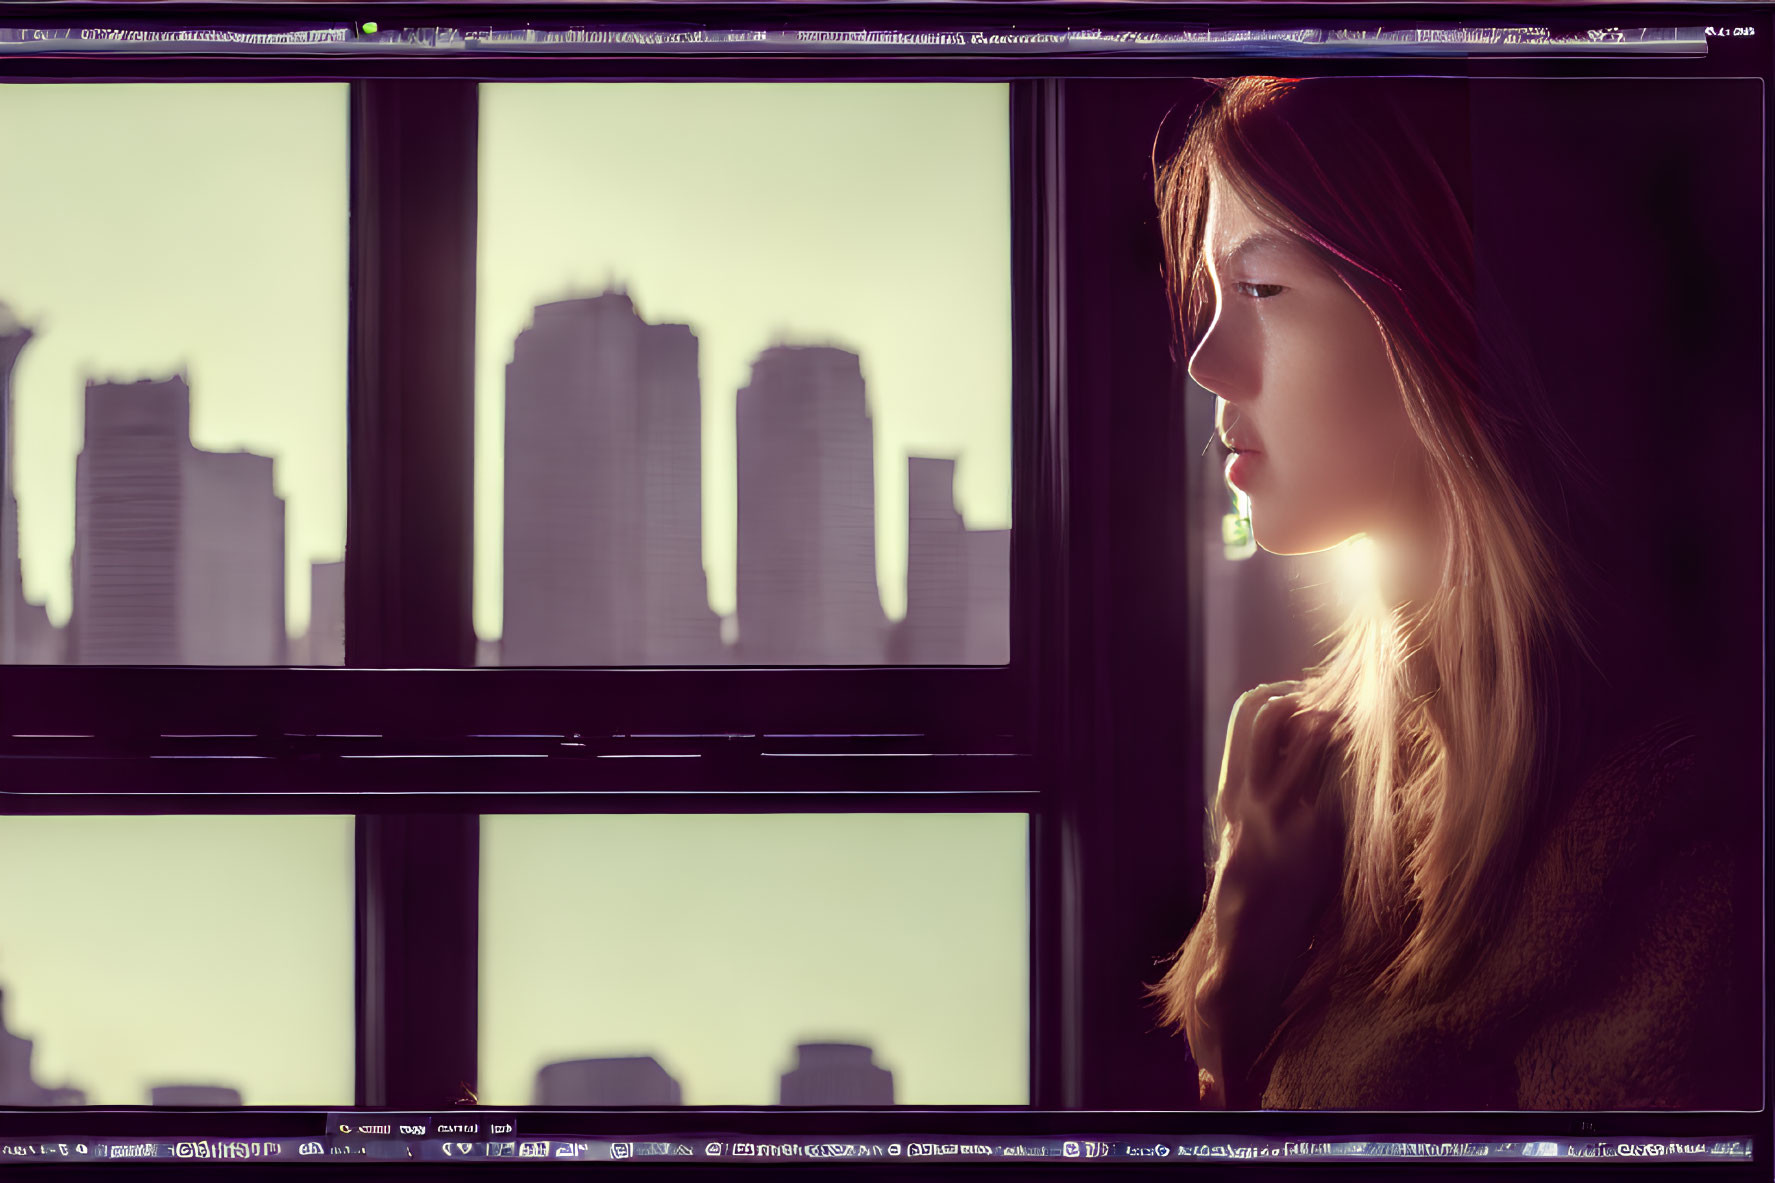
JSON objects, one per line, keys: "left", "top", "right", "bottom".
{"left": 1232, "top": 281, "right": 1285, "bottom": 300}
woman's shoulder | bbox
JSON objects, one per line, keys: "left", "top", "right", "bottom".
{"left": 1257, "top": 697, "right": 1753, "bottom": 1110}
{"left": 1573, "top": 693, "right": 1753, "bottom": 881}
{"left": 1553, "top": 702, "right": 1721, "bottom": 857}
{"left": 1544, "top": 694, "right": 1735, "bottom": 904}
{"left": 1510, "top": 756, "right": 1753, "bottom": 1106}
{"left": 1455, "top": 702, "right": 1728, "bottom": 1018}
{"left": 1511, "top": 822, "right": 1750, "bottom": 1106}
{"left": 1506, "top": 701, "right": 1756, "bottom": 1106}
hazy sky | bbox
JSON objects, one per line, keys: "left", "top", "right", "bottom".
{"left": 0, "top": 815, "right": 355, "bottom": 1105}
{"left": 0, "top": 83, "right": 349, "bottom": 637}
{"left": 0, "top": 82, "right": 1007, "bottom": 648}
{"left": 481, "top": 812, "right": 1028, "bottom": 1105}
{"left": 0, "top": 812, "right": 1024, "bottom": 1106}
{"left": 477, "top": 83, "right": 1012, "bottom": 640}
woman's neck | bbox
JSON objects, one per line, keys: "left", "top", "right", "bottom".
{"left": 1372, "top": 502, "right": 1448, "bottom": 703}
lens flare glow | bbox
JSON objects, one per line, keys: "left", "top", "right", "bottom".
{"left": 1335, "top": 535, "right": 1386, "bottom": 608}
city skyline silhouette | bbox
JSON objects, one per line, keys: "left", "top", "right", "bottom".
{"left": 475, "top": 83, "right": 1011, "bottom": 639}
{"left": 0, "top": 813, "right": 1026, "bottom": 1105}
{"left": 532, "top": 1043, "right": 895, "bottom": 1106}
{"left": 0, "top": 83, "right": 349, "bottom": 638}
{"left": 0, "top": 815, "right": 356, "bottom": 1106}
{"left": 0, "top": 83, "right": 1010, "bottom": 650}
{"left": 1, "top": 291, "right": 1008, "bottom": 665}
{"left": 3, "top": 988, "right": 900, "bottom": 1108}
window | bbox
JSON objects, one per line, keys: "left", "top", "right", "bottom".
{"left": 0, "top": 73, "right": 1048, "bottom": 1112}
{"left": 480, "top": 812, "right": 1028, "bottom": 1105}
{"left": 0, "top": 7, "right": 1764, "bottom": 1136}
{"left": 474, "top": 83, "right": 1012, "bottom": 668}
{"left": 0, "top": 814, "right": 354, "bottom": 1105}
{"left": 0, "top": 83, "right": 348, "bottom": 666}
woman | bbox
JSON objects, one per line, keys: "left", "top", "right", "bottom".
{"left": 1144, "top": 77, "right": 1757, "bottom": 1109}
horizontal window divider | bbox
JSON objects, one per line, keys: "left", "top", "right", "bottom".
{"left": 0, "top": 666, "right": 1028, "bottom": 742}
{"left": 0, "top": 56, "right": 1696, "bottom": 83}
{"left": 758, "top": 751, "right": 1025, "bottom": 758}
{"left": 0, "top": 733, "right": 1026, "bottom": 759}
{"left": 0, "top": 750, "right": 1041, "bottom": 799}
{"left": 0, "top": 789, "right": 1041, "bottom": 817}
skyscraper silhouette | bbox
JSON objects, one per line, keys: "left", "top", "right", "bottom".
{"left": 778, "top": 1042, "right": 894, "bottom": 1105}
{"left": 0, "top": 304, "right": 28, "bottom": 665}
{"left": 897, "top": 456, "right": 1010, "bottom": 665}
{"left": 901, "top": 456, "right": 966, "bottom": 663}
{"left": 180, "top": 450, "right": 285, "bottom": 664}
{"left": 306, "top": 558, "right": 344, "bottom": 665}
{"left": 532, "top": 1055, "right": 683, "bottom": 1106}
{"left": 735, "top": 345, "right": 888, "bottom": 664}
{"left": 501, "top": 292, "right": 719, "bottom": 665}
{"left": 0, "top": 989, "right": 85, "bottom": 1106}
{"left": 72, "top": 377, "right": 187, "bottom": 664}
{"left": 148, "top": 1084, "right": 243, "bottom": 1106}
{"left": 961, "top": 526, "right": 1011, "bottom": 665}
{"left": 71, "top": 375, "right": 285, "bottom": 664}
{"left": 0, "top": 305, "right": 61, "bottom": 664}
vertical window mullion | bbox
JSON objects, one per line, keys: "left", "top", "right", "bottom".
{"left": 349, "top": 77, "right": 480, "bottom": 1109}
{"left": 1058, "top": 77, "right": 1205, "bottom": 1109}
{"left": 1021, "top": 76, "right": 1076, "bottom": 1111}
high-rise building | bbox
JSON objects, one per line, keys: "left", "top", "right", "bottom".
{"left": 180, "top": 449, "right": 285, "bottom": 664}
{"left": 306, "top": 559, "right": 345, "bottom": 666}
{"left": 71, "top": 375, "right": 285, "bottom": 665}
{"left": 72, "top": 377, "right": 188, "bottom": 664}
{"left": 0, "top": 304, "right": 62, "bottom": 665}
{"left": 735, "top": 345, "right": 888, "bottom": 665}
{"left": 501, "top": 292, "right": 719, "bottom": 666}
{"left": 638, "top": 320, "right": 720, "bottom": 665}
{"left": 10, "top": 599, "right": 63, "bottom": 665}
{"left": 0, "top": 991, "right": 38, "bottom": 1105}
{"left": 961, "top": 526, "right": 1011, "bottom": 666}
{"left": 0, "top": 304, "right": 29, "bottom": 666}
{"left": 0, "top": 989, "right": 84, "bottom": 1106}
{"left": 532, "top": 1055, "right": 682, "bottom": 1106}
{"left": 778, "top": 1042, "right": 894, "bottom": 1105}
{"left": 900, "top": 456, "right": 967, "bottom": 664}
{"left": 148, "top": 1085, "right": 243, "bottom": 1106}
{"left": 894, "top": 457, "right": 1010, "bottom": 666}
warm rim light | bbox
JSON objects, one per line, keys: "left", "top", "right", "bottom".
{"left": 1336, "top": 535, "right": 1385, "bottom": 607}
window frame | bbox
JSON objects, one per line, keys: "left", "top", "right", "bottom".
{"left": 0, "top": 19, "right": 1209, "bottom": 1115}
{"left": 4, "top": 0, "right": 1771, "bottom": 1148}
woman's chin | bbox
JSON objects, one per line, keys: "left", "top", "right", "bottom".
{"left": 1251, "top": 522, "right": 1351, "bottom": 557}
{"left": 1256, "top": 539, "right": 1319, "bottom": 558}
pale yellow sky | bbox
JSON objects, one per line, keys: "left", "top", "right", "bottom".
{"left": 0, "top": 815, "right": 355, "bottom": 1105}
{"left": 0, "top": 83, "right": 349, "bottom": 637}
{"left": 0, "top": 812, "right": 1027, "bottom": 1105}
{"left": 480, "top": 812, "right": 1029, "bottom": 1105}
{"left": 477, "top": 83, "right": 1012, "bottom": 640}
{"left": 0, "top": 83, "right": 1023, "bottom": 1108}
{"left": 0, "top": 82, "right": 1008, "bottom": 650}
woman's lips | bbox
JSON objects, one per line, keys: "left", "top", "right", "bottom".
{"left": 1225, "top": 450, "right": 1261, "bottom": 489}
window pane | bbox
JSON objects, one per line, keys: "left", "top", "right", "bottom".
{"left": 0, "top": 815, "right": 355, "bottom": 1105}
{"left": 480, "top": 812, "right": 1028, "bottom": 1104}
{"left": 476, "top": 83, "right": 1011, "bottom": 667}
{"left": 0, "top": 84, "right": 348, "bottom": 665}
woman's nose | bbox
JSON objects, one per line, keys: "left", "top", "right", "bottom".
{"left": 1187, "top": 325, "right": 1246, "bottom": 404}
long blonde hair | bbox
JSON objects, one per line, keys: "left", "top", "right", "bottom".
{"left": 1146, "top": 77, "right": 1614, "bottom": 1049}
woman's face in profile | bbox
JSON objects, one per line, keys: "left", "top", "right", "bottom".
{"left": 1187, "top": 171, "right": 1426, "bottom": 556}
